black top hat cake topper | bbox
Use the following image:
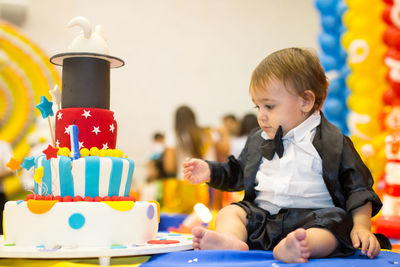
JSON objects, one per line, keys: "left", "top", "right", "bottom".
{"left": 50, "top": 16, "right": 124, "bottom": 110}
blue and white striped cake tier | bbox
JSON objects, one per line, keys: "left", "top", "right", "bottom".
{"left": 34, "top": 155, "right": 135, "bottom": 198}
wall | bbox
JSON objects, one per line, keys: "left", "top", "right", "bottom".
{"left": 20, "top": 0, "right": 319, "bottom": 186}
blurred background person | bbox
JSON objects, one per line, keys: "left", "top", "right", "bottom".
{"left": 230, "top": 113, "right": 259, "bottom": 158}
{"left": 150, "top": 132, "right": 165, "bottom": 160}
{"left": 222, "top": 114, "right": 240, "bottom": 138}
{"left": 140, "top": 132, "right": 167, "bottom": 202}
{"left": 162, "top": 105, "right": 222, "bottom": 213}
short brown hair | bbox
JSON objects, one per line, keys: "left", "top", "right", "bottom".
{"left": 250, "top": 47, "right": 329, "bottom": 113}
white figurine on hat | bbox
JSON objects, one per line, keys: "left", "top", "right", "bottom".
{"left": 67, "top": 16, "right": 109, "bottom": 55}
{"left": 50, "top": 16, "right": 124, "bottom": 68}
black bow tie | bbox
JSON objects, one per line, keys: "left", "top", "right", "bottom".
{"left": 259, "top": 126, "right": 284, "bottom": 160}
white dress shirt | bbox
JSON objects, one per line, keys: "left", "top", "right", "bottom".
{"left": 254, "top": 111, "right": 334, "bottom": 214}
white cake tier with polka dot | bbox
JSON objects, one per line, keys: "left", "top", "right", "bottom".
{"left": 3, "top": 200, "right": 159, "bottom": 247}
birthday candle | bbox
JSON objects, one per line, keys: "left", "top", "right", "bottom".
{"left": 69, "top": 124, "right": 81, "bottom": 160}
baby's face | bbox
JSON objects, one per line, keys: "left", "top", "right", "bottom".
{"left": 251, "top": 79, "right": 308, "bottom": 138}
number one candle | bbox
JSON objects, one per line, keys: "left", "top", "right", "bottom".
{"left": 69, "top": 124, "right": 81, "bottom": 159}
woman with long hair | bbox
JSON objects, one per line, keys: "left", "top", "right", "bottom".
{"left": 162, "top": 105, "right": 221, "bottom": 213}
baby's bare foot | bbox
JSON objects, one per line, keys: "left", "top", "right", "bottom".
{"left": 192, "top": 226, "right": 249, "bottom": 250}
{"left": 273, "top": 228, "right": 310, "bottom": 263}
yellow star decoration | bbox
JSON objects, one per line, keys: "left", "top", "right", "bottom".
{"left": 34, "top": 166, "right": 44, "bottom": 184}
{"left": 6, "top": 157, "right": 21, "bottom": 172}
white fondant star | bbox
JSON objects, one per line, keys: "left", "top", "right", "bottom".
{"left": 102, "top": 143, "right": 109, "bottom": 150}
{"left": 79, "top": 141, "right": 84, "bottom": 149}
{"left": 57, "top": 112, "right": 63, "bottom": 120}
{"left": 56, "top": 139, "right": 60, "bottom": 147}
{"left": 50, "top": 84, "right": 61, "bottom": 107}
{"left": 92, "top": 126, "right": 101, "bottom": 135}
{"left": 82, "top": 110, "right": 91, "bottom": 119}
{"left": 109, "top": 123, "right": 115, "bottom": 133}
{"left": 64, "top": 126, "right": 70, "bottom": 135}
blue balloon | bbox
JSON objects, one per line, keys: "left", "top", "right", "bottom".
{"left": 336, "top": 0, "right": 348, "bottom": 17}
{"left": 340, "top": 64, "right": 351, "bottom": 78}
{"left": 337, "top": 48, "right": 347, "bottom": 65}
{"left": 319, "top": 33, "right": 339, "bottom": 54}
{"left": 328, "top": 78, "right": 343, "bottom": 96}
{"left": 338, "top": 24, "right": 347, "bottom": 36}
{"left": 324, "top": 98, "right": 344, "bottom": 119}
{"left": 314, "top": 0, "right": 337, "bottom": 15}
{"left": 321, "top": 15, "right": 339, "bottom": 33}
{"left": 320, "top": 53, "right": 337, "bottom": 71}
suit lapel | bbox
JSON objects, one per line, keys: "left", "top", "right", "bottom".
{"left": 312, "top": 113, "right": 344, "bottom": 207}
{"left": 243, "top": 129, "right": 264, "bottom": 201}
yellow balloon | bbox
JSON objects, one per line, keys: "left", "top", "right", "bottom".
{"left": 351, "top": 78, "right": 378, "bottom": 95}
{"left": 347, "top": 95, "right": 382, "bottom": 114}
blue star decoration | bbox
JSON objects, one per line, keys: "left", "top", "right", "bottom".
{"left": 21, "top": 156, "right": 35, "bottom": 170}
{"left": 36, "top": 95, "right": 54, "bottom": 119}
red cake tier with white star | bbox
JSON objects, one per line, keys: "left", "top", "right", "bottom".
{"left": 55, "top": 108, "right": 117, "bottom": 150}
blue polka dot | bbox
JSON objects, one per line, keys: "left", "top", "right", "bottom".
{"left": 68, "top": 213, "right": 85, "bottom": 230}
{"left": 147, "top": 205, "right": 155, "bottom": 220}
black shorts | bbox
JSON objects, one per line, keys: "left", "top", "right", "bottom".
{"left": 234, "top": 200, "right": 357, "bottom": 257}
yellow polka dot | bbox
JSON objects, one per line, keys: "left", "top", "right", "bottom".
{"left": 102, "top": 201, "right": 134, "bottom": 211}
{"left": 114, "top": 149, "right": 124, "bottom": 157}
{"left": 99, "top": 149, "right": 107, "bottom": 157}
{"left": 90, "top": 147, "right": 99, "bottom": 156}
{"left": 80, "top": 148, "right": 90, "bottom": 157}
{"left": 58, "top": 147, "right": 71, "bottom": 157}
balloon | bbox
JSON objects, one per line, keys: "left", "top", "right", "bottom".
{"left": 382, "top": 4, "right": 394, "bottom": 26}
{"left": 314, "top": 0, "right": 337, "bottom": 14}
{"left": 383, "top": 26, "right": 400, "bottom": 49}
{"left": 328, "top": 78, "right": 344, "bottom": 95}
{"left": 351, "top": 78, "right": 376, "bottom": 95}
{"left": 341, "top": 64, "right": 351, "bottom": 78}
{"left": 348, "top": 39, "right": 369, "bottom": 63}
{"left": 346, "top": 16, "right": 370, "bottom": 32}
{"left": 316, "top": 0, "right": 349, "bottom": 134}
{"left": 321, "top": 15, "right": 339, "bottom": 33}
{"left": 319, "top": 32, "right": 340, "bottom": 54}
{"left": 386, "top": 46, "right": 400, "bottom": 60}
{"left": 382, "top": 88, "right": 396, "bottom": 105}
{"left": 347, "top": 95, "right": 382, "bottom": 114}
{"left": 324, "top": 98, "right": 345, "bottom": 118}
{"left": 320, "top": 53, "right": 337, "bottom": 71}
{"left": 337, "top": 0, "right": 348, "bottom": 17}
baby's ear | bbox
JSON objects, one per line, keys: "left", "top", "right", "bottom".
{"left": 301, "top": 90, "right": 315, "bottom": 113}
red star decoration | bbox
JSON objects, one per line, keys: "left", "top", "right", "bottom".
{"left": 42, "top": 145, "right": 59, "bottom": 160}
{"left": 6, "top": 157, "right": 21, "bottom": 172}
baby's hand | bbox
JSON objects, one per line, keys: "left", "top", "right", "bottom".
{"left": 182, "top": 158, "right": 211, "bottom": 184}
{"left": 350, "top": 226, "right": 381, "bottom": 259}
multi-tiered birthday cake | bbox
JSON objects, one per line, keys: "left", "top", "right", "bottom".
{"left": 3, "top": 17, "right": 159, "bottom": 248}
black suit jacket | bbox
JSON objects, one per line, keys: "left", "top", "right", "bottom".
{"left": 207, "top": 113, "right": 382, "bottom": 216}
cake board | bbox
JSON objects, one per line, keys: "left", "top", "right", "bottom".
{"left": 0, "top": 232, "right": 193, "bottom": 266}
